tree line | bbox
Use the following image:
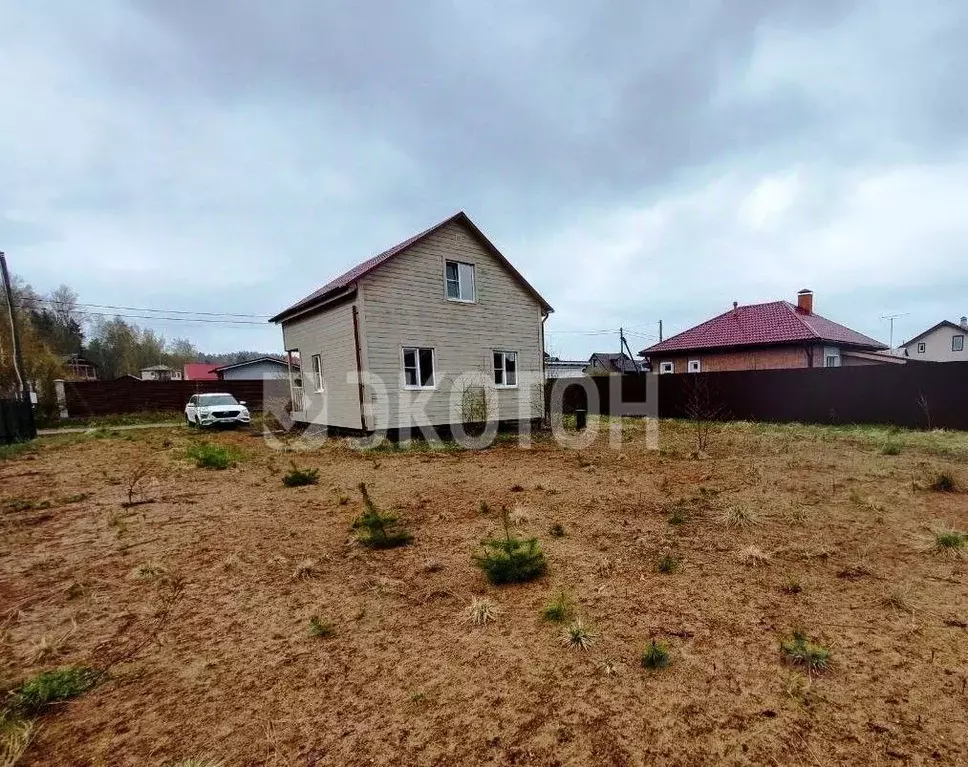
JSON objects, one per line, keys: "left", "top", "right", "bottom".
{"left": 0, "top": 274, "right": 276, "bottom": 415}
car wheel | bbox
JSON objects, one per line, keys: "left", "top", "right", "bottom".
{"left": 185, "top": 414, "right": 195, "bottom": 428}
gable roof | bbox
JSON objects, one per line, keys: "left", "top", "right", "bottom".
{"left": 212, "top": 356, "right": 296, "bottom": 372}
{"left": 269, "top": 211, "right": 553, "bottom": 323}
{"left": 587, "top": 352, "right": 641, "bottom": 373}
{"left": 183, "top": 363, "right": 219, "bottom": 381}
{"left": 900, "top": 320, "right": 967, "bottom": 348}
{"left": 640, "top": 301, "right": 887, "bottom": 356}
{"left": 141, "top": 364, "right": 175, "bottom": 372}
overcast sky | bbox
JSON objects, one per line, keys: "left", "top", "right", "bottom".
{"left": 3, "top": 1, "right": 966, "bottom": 359}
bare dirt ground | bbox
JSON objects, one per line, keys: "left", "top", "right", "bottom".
{"left": 1, "top": 420, "right": 967, "bottom": 766}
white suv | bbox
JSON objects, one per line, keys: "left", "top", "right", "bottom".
{"left": 185, "top": 393, "right": 251, "bottom": 428}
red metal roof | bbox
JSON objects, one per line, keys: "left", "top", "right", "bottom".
{"left": 640, "top": 301, "right": 887, "bottom": 356}
{"left": 269, "top": 211, "right": 553, "bottom": 322}
{"left": 183, "top": 363, "right": 218, "bottom": 381}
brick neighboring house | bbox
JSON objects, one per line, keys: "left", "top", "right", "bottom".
{"left": 641, "top": 290, "right": 893, "bottom": 374}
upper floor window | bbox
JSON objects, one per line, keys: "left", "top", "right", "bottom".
{"left": 917, "top": 342, "right": 926, "bottom": 354}
{"left": 493, "top": 351, "right": 517, "bottom": 387}
{"left": 953, "top": 335, "right": 965, "bottom": 352}
{"left": 445, "top": 260, "right": 476, "bottom": 302}
{"left": 311, "top": 354, "right": 323, "bottom": 392}
{"left": 403, "top": 347, "right": 435, "bottom": 388}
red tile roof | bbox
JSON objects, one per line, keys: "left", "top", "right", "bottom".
{"left": 640, "top": 301, "right": 887, "bottom": 356}
{"left": 183, "top": 363, "right": 218, "bottom": 380}
{"left": 269, "top": 211, "right": 553, "bottom": 322}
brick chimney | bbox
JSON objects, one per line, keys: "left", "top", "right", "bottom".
{"left": 796, "top": 288, "right": 814, "bottom": 314}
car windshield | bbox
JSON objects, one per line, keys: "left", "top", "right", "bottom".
{"left": 198, "top": 395, "right": 239, "bottom": 407}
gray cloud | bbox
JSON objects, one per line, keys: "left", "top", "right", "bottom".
{"left": 2, "top": 0, "right": 966, "bottom": 356}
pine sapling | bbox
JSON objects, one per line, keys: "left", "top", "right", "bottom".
{"left": 351, "top": 482, "right": 413, "bottom": 549}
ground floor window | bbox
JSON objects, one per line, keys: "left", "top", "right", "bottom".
{"left": 493, "top": 351, "right": 517, "bottom": 387}
{"left": 403, "top": 347, "right": 435, "bottom": 388}
{"left": 687, "top": 359, "right": 701, "bottom": 373}
{"left": 659, "top": 361, "right": 674, "bottom": 374}
{"left": 311, "top": 354, "right": 323, "bottom": 392}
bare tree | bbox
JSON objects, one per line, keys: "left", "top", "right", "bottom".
{"left": 682, "top": 374, "right": 727, "bottom": 456}
{"left": 917, "top": 392, "right": 932, "bottom": 431}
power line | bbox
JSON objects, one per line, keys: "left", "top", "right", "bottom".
{"left": 16, "top": 295, "right": 272, "bottom": 319}
{"left": 14, "top": 303, "right": 269, "bottom": 326}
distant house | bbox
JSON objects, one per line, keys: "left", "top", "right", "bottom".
{"left": 544, "top": 356, "right": 588, "bottom": 379}
{"left": 140, "top": 364, "right": 182, "bottom": 381}
{"left": 899, "top": 317, "right": 967, "bottom": 362}
{"left": 641, "top": 290, "right": 891, "bottom": 374}
{"left": 62, "top": 354, "right": 99, "bottom": 381}
{"left": 586, "top": 352, "right": 641, "bottom": 374}
{"left": 183, "top": 363, "right": 218, "bottom": 381}
{"left": 213, "top": 357, "right": 294, "bottom": 381}
{"left": 269, "top": 211, "right": 553, "bottom": 431}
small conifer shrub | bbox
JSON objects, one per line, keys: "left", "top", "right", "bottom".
{"left": 283, "top": 463, "right": 319, "bottom": 487}
{"left": 351, "top": 483, "right": 413, "bottom": 549}
{"left": 473, "top": 507, "right": 547, "bottom": 585}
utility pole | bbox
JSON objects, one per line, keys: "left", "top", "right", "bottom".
{"left": 658, "top": 319, "right": 663, "bottom": 342}
{"left": 0, "top": 252, "right": 30, "bottom": 403}
{"left": 881, "top": 313, "right": 908, "bottom": 350}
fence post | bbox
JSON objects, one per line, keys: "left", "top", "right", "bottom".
{"left": 54, "top": 379, "right": 68, "bottom": 419}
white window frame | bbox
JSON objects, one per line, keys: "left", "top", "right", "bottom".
{"left": 917, "top": 342, "right": 926, "bottom": 354}
{"left": 658, "top": 361, "right": 674, "bottom": 374}
{"left": 402, "top": 347, "right": 436, "bottom": 389}
{"left": 493, "top": 350, "right": 518, "bottom": 388}
{"left": 445, "top": 260, "right": 476, "bottom": 303}
{"left": 953, "top": 335, "right": 965, "bottom": 353}
{"left": 823, "top": 346, "right": 841, "bottom": 368}
{"left": 311, "top": 354, "right": 323, "bottom": 392}
{"left": 687, "top": 359, "right": 701, "bottom": 373}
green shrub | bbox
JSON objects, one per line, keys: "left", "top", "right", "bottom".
{"left": 641, "top": 640, "right": 670, "bottom": 669}
{"left": 309, "top": 616, "right": 334, "bottom": 638}
{"left": 473, "top": 507, "right": 547, "bottom": 585}
{"left": 880, "top": 442, "right": 901, "bottom": 456}
{"left": 780, "top": 631, "right": 830, "bottom": 673}
{"left": 549, "top": 523, "right": 565, "bottom": 537}
{"left": 10, "top": 666, "right": 98, "bottom": 714}
{"left": 656, "top": 554, "right": 679, "bottom": 574}
{"left": 930, "top": 525, "right": 966, "bottom": 556}
{"left": 542, "top": 591, "right": 571, "bottom": 622}
{"left": 351, "top": 483, "right": 412, "bottom": 549}
{"left": 186, "top": 443, "right": 237, "bottom": 470}
{"left": 282, "top": 463, "right": 319, "bottom": 487}
{"left": 562, "top": 619, "right": 595, "bottom": 650}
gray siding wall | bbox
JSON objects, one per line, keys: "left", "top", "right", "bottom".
{"left": 281, "top": 299, "right": 362, "bottom": 430}
{"left": 359, "top": 220, "right": 545, "bottom": 429}
{"left": 220, "top": 361, "right": 289, "bottom": 380}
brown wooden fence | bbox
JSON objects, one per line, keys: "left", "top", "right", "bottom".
{"left": 61, "top": 379, "right": 290, "bottom": 418}
{"left": 546, "top": 362, "right": 968, "bottom": 431}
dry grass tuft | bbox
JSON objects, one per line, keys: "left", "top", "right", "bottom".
{"left": 168, "top": 759, "right": 226, "bottom": 767}
{"left": 780, "top": 631, "right": 830, "bottom": 674}
{"left": 720, "top": 505, "right": 759, "bottom": 527}
{"left": 292, "top": 559, "right": 318, "bottom": 579}
{"left": 508, "top": 505, "right": 530, "bottom": 526}
{"left": 881, "top": 586, "right": 914, "bottom": 613}
{"left": 465, "top": 596, "right": 498, "bottom": 626}
{"left": 132, "top": 561, "right": 167, "bottom": 581}
{"left": 1, "top": 715, "right": 36, "bottom": 767}
{"left": 737, "top": 545, "right": 771, "bottom": 567}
